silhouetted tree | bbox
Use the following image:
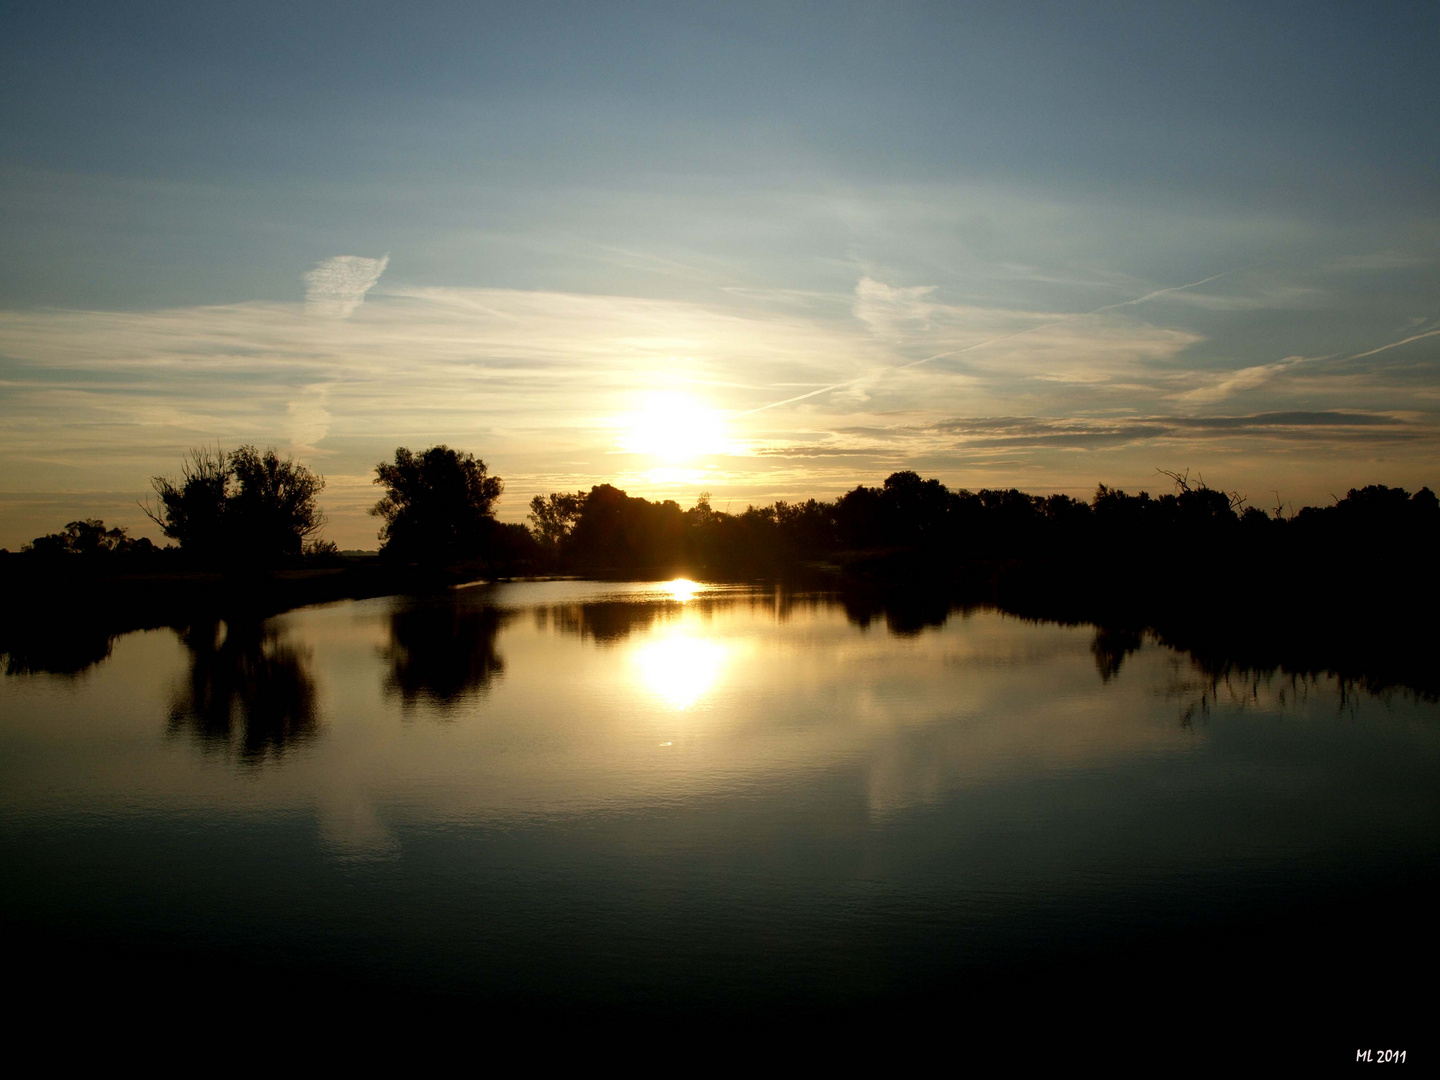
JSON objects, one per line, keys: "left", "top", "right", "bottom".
{"left": 144, "top": 445, "right": 325, "bottom": 561}
{"left": 490, "top": 521, "right": 543, "bottom": 573}
{"left": 227, "top": 445, "right": 328, "bottom": 556}
{"left": 529, "top": 491, "right": 587, "bottom": 556}
{"left": 144, "top": 446, "right": 230, "bottom": 557}
{"left": 880, "top": 470, "right": 951, "bottom": 544}
{"left": 26, "top": 519, "right": 155, "bottom": 558}
{"left": 371, "top": 445, "right": 503, "bottom": 563}
{"left": 565, "top": 484, "right": 687, "bottom": 571}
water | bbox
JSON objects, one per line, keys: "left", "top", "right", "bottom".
{"left": 2, "top": 579, "right": 1435, "bottom": 1053}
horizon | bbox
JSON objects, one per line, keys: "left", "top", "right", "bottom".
{"left": 3, "top": 3, "right": 1438, "bottom": 550}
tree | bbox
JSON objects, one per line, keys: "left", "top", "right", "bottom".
{"left": 227, "top": 445, "right": 327, "bottom": 556}
{"left": 371, "top": 445, "right": 504, "bottom": 563}
{"left": 528, "top": 491, "right": 587, "bottom": 552}
{"left": 144, "top": 445, "right": 230, "bottom": 557}
{"left": 28, "top": 519, "right": 139, "bottom": 556}
{"left": 144, "top": 445, "right": 326, "bottom": 561}
{"left": 563, "top": 484, "right": 686, "bottom": 571}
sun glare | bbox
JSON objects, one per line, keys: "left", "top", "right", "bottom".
{"left": 664, "top": 578, "right": 701, "bottom": 602}
{"left": 618, "top": 392, "right": 728, "bottom": 462}
{"left": 633, "top": 632, "right": 726, "bottom": 711}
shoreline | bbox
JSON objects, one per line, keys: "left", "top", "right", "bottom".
{"left": 2, "top": 555, "right": 1435, "bottom": 699}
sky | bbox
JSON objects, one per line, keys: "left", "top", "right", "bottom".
{"left": 2, "top": 1, "right": 1438, "bottom": 549}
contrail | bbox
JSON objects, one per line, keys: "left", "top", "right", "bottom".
{"left": 1342, "top": 327, "right": 1440, "bottom": 362}
{"left": 731, "top": 266, "right": 1247, "bottom": 419}
{"left": 730, "top": 379, "right": 856, "bottom": 417}
{"left": 1090, "top": 268, "right": 1240, "bottom": 313}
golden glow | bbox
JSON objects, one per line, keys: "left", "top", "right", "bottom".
{"left": 643, "top": 465, "right": 709, "bottom": 486}
{"left": 664, "top": 578, "right": 701, "bottom": 602}
{"left": 633, "top": 633, "right": 726, "bottom": 710}
{"left": 618, "top": 392, "right": 728, "bottom": 462}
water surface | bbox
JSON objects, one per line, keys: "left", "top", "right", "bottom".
{"left": 3, "top": 580, "right": 1435, "bottom": 1049}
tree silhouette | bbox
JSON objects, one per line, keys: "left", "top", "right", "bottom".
{"left": 26, "top": 519, "right": 154, "bottom": 558}
{"left": 144, "top": 445, "right": 326, "bottom": 561}
{"left": 371, "top": 445, "right": 503, "bottom": 563}
{"left": 144, "top": 446, "right": 230, "bottom": 557}
{"left": 528, "top": 491, "right": 586, "bottom": 554}
{"left": 226, "top": 445, "right": 328, "bottom": 556}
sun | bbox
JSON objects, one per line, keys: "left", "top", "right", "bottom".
{"left": 618, "top": 392, "right": 728, "bottom": 463}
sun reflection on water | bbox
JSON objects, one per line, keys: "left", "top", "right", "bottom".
{"left": 664, "top": 578, "right": 701, "bottom": 602}
{"left": 633, "top": 632, "right": 726, "bottom": 710}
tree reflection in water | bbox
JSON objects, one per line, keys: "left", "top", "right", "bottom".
{"left": 1091, "top": 626, "right": 1144, "bottom": 682}
{"left": 2, "top": 621, "right": 115, "bottom": 676}
{"left": 168, "top": 619, "right": 319, "bottom": 762}
{"left": 382, "top": 598, "right": 508, "bottom": 712}
{"left": 839, "top": 587, "right": 955, "bottom": 636}
{"left": 535, "top": 587, "right": 959, "bottom": 646}
{"left": 536, "top": 600, "right": 677, "bottom": 644}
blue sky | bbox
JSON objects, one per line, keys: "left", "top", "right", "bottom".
{"left": 2, "top": 2, "right": 1437, "bottom": 547}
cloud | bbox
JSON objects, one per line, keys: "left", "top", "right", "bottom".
{"left": 934, "top": 411, "right": 1416, "bottom": 444}
{"left": 1172, "top": 356, "right": 1308, "bottom": 405}
{"left": 1146, "top": 283, "right": 1322, "bottom": 312}
{"left": 304, "top": 255, "right": 390, "bottom": 318}
{"left": 1168, "top": 411, "right": 1406, "bottom": 430}
{"left": 786, "top": 412, "right": 1427, "bottom": 457}
{"left": 753, "top": 445, "right": 888, "bottom": 458}
{"left": 724, "top": 275, "right": 1204, "bottom": 419}
{"left": 853, "top": 277, "right": 937, "bottom": 338}
{"left": 287, "top": 385, "right": 332, "bottom": 453}
{"left": 1173, "top": 326, "right": 1440, "bottom": 405}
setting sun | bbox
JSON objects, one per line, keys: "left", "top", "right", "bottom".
{"left": 617, "top": 392, "right": 729, "bottom": 463}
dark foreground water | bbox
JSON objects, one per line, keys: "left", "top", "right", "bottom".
{"left": 2, "top": 580, "right": 1434, "bottom": 1061}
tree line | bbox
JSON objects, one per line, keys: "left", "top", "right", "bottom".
{"left": 8, "top": 444, "right": 1438, "bottom": 590}
{"left": 526, "top": 467, "right": 1439, "bottom": 582}
{"left": 7, "top": 444, "right": 1437, "bottom": 697}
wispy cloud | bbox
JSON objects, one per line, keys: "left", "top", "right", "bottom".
{"left": 734, "top": 273, "right": 1213, "bottom": 418}
{"left": 853, "top": 277, "right": 938, "bottom": 339}
{"left": 928, "top": 411, "right": 1418, "bottom": 447}
{"left": 287, "top": 385, "right": 332, "bottom": 454}
{"left": 1172, "top": 356, "right": 1310, "bottom": 405}
{"left": 304, "top": 255, "right": 390, "bottom": 318}
{"left": 1170, "top": 411, "right": 1406, "bottom": 429}
{"left": 1173, "top": 325, "right": 1440, "bottom": 405}
{"left": 770, "top": 411, "right": 1427, "bottom": 457}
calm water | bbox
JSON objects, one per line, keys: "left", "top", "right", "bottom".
{"left": 3, "top": 579, "right": 1436, "bottom": 1048}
